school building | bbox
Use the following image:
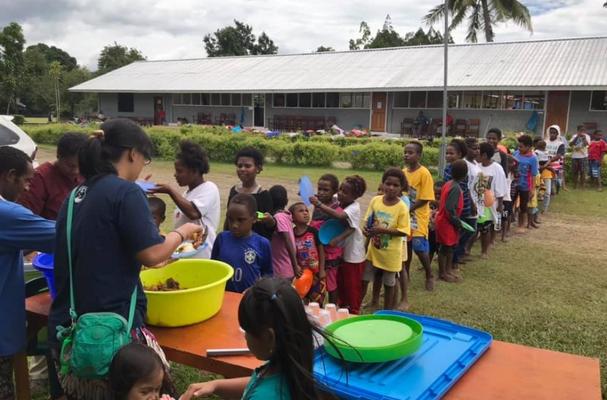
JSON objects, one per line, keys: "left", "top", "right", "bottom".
{"left": 71, "top": 36, "right": 607, "bottom": 136}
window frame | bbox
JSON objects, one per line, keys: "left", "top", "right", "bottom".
{"left": 117, "top": 93, "right": 135, "bottom": 113}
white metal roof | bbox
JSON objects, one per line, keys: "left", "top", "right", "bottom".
{"left": 70, "top": 37, "right": 607, "bottom": 93}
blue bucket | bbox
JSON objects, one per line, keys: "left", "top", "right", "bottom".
{"left": 32, "top": 253, "right": 56, "bottom": 299}
{"left": 319, "top": 219, "right": 346, "bottom": 245}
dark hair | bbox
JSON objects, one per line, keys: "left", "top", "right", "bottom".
{"left": 148, "top": 196, "right": 166, "bottom": 217}
{"left": 451, "top": 159, "right": 468, "bottom": 181}
{"left": 479, "top": 142, "right": 495, "bottom": 158}
{"left": 535, "top": 140, "right": 546, "bottom": 149}
{"left": 487, "top": 128, "right": 502, "bottom": 140}
{"left": 449, "top": 138, "right": 468, "bottom": 158}
{"left": 239, "top": 278, "right": 320, "bottom": 400}
{"left": 176, "top": 140, "right": 209, "bottom": 175}
{"left": 381, "top": 167, "right": 408, "bottom": 192}
{"left": 518, "top": 134, "right": 533, "bottom": 147}
{"left": 577, "top": 125, "right": 585, "bottom": 131}
{"left": 0, "top": 146, "right": 31, "bottom": 176}
{"left": 288, "top": 201, "right": 306, "bottom": 214}
{"left": 343, "top": 175, "right": 367, "bottom": 199}
{"left": 593, "top": 130, "right": 603, "bottom": 136}
{"left": 229, "top": 193, "right": 257, "bottom": 216}
{"left": 79, "top": 119, "right": 153, "bottom": 180}
{"left": 57, "top": 132, "right": 88, "bottom": 159}
{"left": 234, "top": 147, "right": 264, "bottom": 168}
{"left": 319, "top": 174, "right": 339, "bottom": 192}
{"left": 269, "top": 185, "right": 288, "bottom": 211}
{"left": 407, "top": 140, "right": 423, "bottom": 155}
{"left": 109, "top": 343, "right": 167, "bottom": 400}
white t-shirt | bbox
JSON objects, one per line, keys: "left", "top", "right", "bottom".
{"left": 570, "top": 134, "right": 592, "bottom": 159}
{"left": 477, "top": 162, "right": 507, "bottom": 222}
{"left": 342, "top": 202, "right": 366, "bottom": 263}
{"left": 174, "top": 181, "right": 221, "bottom": 259}
{"left": 465, "top": 159, "right": 481, "bottom": 218}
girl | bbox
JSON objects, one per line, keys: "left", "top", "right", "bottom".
{"left": 310, "top": 175, "right": 367, "bottom": 314}
{"left": 180, "top": 278, "right": 328, "bottom": 400}
{"left": 225, "top": 147, "right": 274, "bottom": 240}
{"left": 109, "top": 343, "right": 174, "bottom": 400}
{"left": 290, "top": 202, "right": 326, "bottom": 304}
{"left": 152, "top": 140, "right": 220, "bottom": 258}
{"left": 48, "top": 119, "right": 201, "bottom": 400}
{"left": 309, "top": 174, "right": 342, "bottom": 304}
{"left": 269, "top": 185, "right": 300, "bottom": 279}
{"left": 362, "top": 168, "right": 410, "bottom": 311}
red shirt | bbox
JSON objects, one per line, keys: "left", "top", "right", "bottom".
{"left": 588, "top": 140, "right": 607, "bottom": 161}
{"left": 19, "top": 162, "right": 83, "bottom": 220}
{"left": 435, "top": 180, "right": 463, "bottom": 246}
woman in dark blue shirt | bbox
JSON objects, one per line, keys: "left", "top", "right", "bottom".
{"left": 49, "top": 119, "right": 201, "bottom": 399}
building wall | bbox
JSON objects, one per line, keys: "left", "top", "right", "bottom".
{"left": 172, "top": 105, "right": 254, "bottom": 125}
{"left": 98, "top": 93, "right": 158, "bottom": 118}
{"left": 567, "top": 91, "right": 607, "bottom": 136}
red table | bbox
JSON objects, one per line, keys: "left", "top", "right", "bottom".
{"left": 21, "top": 292, "right": 602, "bottom": 400}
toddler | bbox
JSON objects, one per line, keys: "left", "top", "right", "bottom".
{"left": 148, "top": 196, "right": 166, "bottom": 233}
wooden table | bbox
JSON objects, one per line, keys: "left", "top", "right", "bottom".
{"left": 22, "top": 293, "right": 602, "bottom": 400}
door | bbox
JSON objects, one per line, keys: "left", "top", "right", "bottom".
{"left": 153, "top": 96, "right": 164, "bottom": 125}
{"left": 544, "top": 91, "right": 570, "bottom": 134}
{"left": 253, "top": 94, "right": 265, "bottom": 127}
{"left": 371, "top": 92, "right": 387, "bottom": 132}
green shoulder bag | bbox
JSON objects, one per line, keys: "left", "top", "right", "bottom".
{"left": 56, "top": 187, "right": 137, "bottom": 379}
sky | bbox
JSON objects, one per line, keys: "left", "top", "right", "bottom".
{"left": 1, "top": 0, "right": 606, "bottom": 70}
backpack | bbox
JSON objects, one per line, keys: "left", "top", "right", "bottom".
{"left": 56, "top": 187, "right": 137, "bottom": 379}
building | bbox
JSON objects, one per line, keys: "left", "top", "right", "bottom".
{"left": 71, "top": 36, "right": 607, "bottom": 136}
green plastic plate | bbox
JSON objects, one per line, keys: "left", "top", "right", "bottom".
{"left": 460, "top": 220, "right": 475, "bottom": 232}
{"left": 323, "top": 314, "right": 423, "bottom": 363}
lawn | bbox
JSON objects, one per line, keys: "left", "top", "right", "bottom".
{"left": 30, "top": 145, "right": 607, "bottom": 399}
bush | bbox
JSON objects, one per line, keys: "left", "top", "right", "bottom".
{"left": 563, "top": 154, "right": 607, "bottom": 185}
{"left": 12, "top": 115, "right": 25, "bottom": 125}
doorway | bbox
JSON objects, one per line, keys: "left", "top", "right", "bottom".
{"left": 371, "top": 92, "right": 387, "bottom": 132}
{"left": 253, "top": 94, "right": 265, "bottom": 127}
{"left": 544, "top": 91, "right": 570, "bottom": 133}
{"left": 153, "top": 96, "right": 165, "bottom": 125}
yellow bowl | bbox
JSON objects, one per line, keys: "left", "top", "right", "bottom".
{"left": 140, "top": 259, "right": 234, "bottom": 327}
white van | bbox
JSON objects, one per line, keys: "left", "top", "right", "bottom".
{"left": 0, "top": 115, "right": 38, "bottom": 161}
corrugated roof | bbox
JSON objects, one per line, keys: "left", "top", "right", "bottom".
{"left": 70, "top": 37, "right": 607, "bottom": 93}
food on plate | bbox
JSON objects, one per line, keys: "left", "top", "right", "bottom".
{"left": 175, "top": 242, "right": 196, "bottom": 254}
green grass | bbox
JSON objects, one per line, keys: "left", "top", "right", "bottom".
{"left": 24, "top": 117, "right": 52, "bottom": 124}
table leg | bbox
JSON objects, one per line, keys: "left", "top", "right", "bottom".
{"left": 12, "top": 352, "right": 31, "bottom": 400}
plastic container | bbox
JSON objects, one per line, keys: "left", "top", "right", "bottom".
{"left": 32, "top": 253, "right": 56, "bottom": 299}
{"left": 140, "top": 259, "right": 234, "bottom": 327}
{"left": 336, "top": 308, "right": 350, "bottom": 320}
{"left": 293, "top": 269, "right": 313, "bottom": 298}
{"left": 308, "top": 302, "right": 321, "bottom": 316}
{"left": 319, "top": 219, "right": 346, "bottom": 245}
{"left": 299, "top": 176, "right": 314, "bottom": 206}
{"left": 325, "top": 304, "right": 337, "bottom": 321}
{"left": 135, "top": 180, "right": 157, "bottom": 193}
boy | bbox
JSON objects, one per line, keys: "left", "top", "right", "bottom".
{"left": 544, "top": 125, "right": 566, "bottom": 194}
{"left": 402, "top": 141, "right": 435, "bottom": 297}
{"left": 485, "top": 128, "right": 509, "bottom": 175}
{"left": 588, "top": 130, "right": 607, "bottom": 191}
{"left": 148, "top": 196, "right": 167, "bottom": 232}
{"left": 569, "top": 126, "right": 591, "bottom": 189}
{"left": 211, "top": 194, "right": 272, "bottom": 293}
{"left": 514, "top": 135, "right": 539, "bottom": 231}
{"left": 534, "top": 140, "right": 553, "bottom": 213}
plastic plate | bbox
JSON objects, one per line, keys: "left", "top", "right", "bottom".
{"left": 136, "top": 180, "right": 157, "bottom": 193}
{"left": 460, "top": 220, "right": 475, "bottom": 232}
{"left": 319, "top": 219, "right": 346, "bottom": 245}
{"left": 323, "top": 314, "right": 423, "bottom": 363}
{"left": 171, "top": 241, "right": 207, "bottom": 259}
{"left": 299, "top": 176, "right": 314, "bottom": 206}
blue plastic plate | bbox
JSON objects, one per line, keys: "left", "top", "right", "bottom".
{"left": 299, "top": 176, "right": 314, "bottom": 206}
{"left": 171, "top": 241, "right": 207, "bottom": 259}
{"left": 319, "top": 219, "right": 346, "bottom": 245}
{"left": 136, "top": 180, "right": 157, "bottom": 193}
{"left": 313, "top": 311, "right": 492, "bottom": 400}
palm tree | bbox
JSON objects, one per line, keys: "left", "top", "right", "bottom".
{"left": 425, "top": 0, "right": 533, "bottom": 43}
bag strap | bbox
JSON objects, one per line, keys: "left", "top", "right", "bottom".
{"left": 66, "top": 186, "right": 138, "bottom": 331}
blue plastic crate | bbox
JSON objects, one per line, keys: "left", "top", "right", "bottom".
{"left": 313, "top": 311, "right": 492, "bottom": 400}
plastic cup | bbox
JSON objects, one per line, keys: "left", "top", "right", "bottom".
{"left": 308, "top": 302, "right": 321, "bottom": 317}
{"left": 337, "top": 308, "right": 350, "bottom": 320}
{"left": 325, "top": 303, "right": 337, "bottom": 322}
{"left": 318, "top": 310, "right": 331, "bottom": 327}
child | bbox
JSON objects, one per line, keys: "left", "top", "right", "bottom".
{"left": 502, "top": 156, "right": 519, "bottom": 240}
{"left": 309, "top": 174, "right": 342, "bottom": 304}
{"left": 588, "top": 130, "right": 607, "bottom": 191}
{"left": 436, "top": 160, "right": 467, "bottom": 282}
{"left": 463, "top": 138, "right": 481, "bottom": 255}
{"left": 402, "top": 141, "right": 435, "bottom": 296}
{"left": 180, "top": 278, "right": 327, "bottom": 400}
{"left": 148, "top": 196, "right": 166, "bottom": 232}
{"left": 428, "top": 182, "right": 441, "bottom": 265}
{"left": 310, "top": 175, "right": 367, "bottom": 314}
{"left": 290, "top": 202, "right": 326, "bottom": 304}
{"left": 362, "top": 168, "right": 410, "bottom": 311}
{"left": 534, "top": 140, "right": 553, "bottom": 215}
{"left": 226, "top": 147, "right": 274, "bottom": 240}
{"left": 212, "top": 194, "right": 272, "bottom": 293}
{"left": 514, "top": 135, "right": 539, "bottom": 232}
{"left": 269, "top": 185, "right": 301, "bottom": 279}
{"left": 569, "top": 126, "right": 591, "bottom": 189}
{"left": 109, "top": 343, "right": 174, "bottom": 400}
{"left": 544, "top": 125, "right": 566, "bottom": 194}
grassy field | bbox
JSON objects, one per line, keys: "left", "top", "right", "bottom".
{"left": 30, "top": 145, "right": 607, "bottom": 398}
{"left": 24, "top": 117, "right": 52, "bottom": 124}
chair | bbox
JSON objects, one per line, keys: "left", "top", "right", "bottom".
{"left": 466, "top": 119, "right": 480, "bottom": 137}
{"left": 400, "top": 118, "right": 414, "bottom": 137}
{"left": 454, "top": 119, "right": 467, "bottom": 136}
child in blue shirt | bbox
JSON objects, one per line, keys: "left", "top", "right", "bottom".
{"left": 514, "top": 134, "right": 539, "bottom": 232}
{"left": 212, "top": 193, "right": 272, "bottom": 292}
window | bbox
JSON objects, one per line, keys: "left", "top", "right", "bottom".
{"left": 117, "top": 93, "right": 134, "bottom": 112}
{"left": 201, "top": 93, "right": 210, "bottom": 105}
{"left": 590, "top": 91, "right": 607, "bottom": 111}
{"left": 427, "top": 91, "right": 443, "bottom": 108}
{"left": 503, "top": 92, "right": 523, "bottom": 109}
{"left": 352, "top": 93, "right": 369, "bottom": 108}
{"left": 231, "top": 93, "right": 242, "bottom": 106}
{"left": 0, "top": 125, "right": 19, "bottom": 146}
{"left": 462, "top": 92, "right": 482, "bottom": 109}
{"left": 273, "top": 93, "right": 285, "bottom": 107}
{"left": 326, "top": 93, "right": 339, "bottom": 108}
{"left": 220, "top": 93, "right": 231, "bottom": 106}
{"left": 181, "top": 93, "right": 191, "bottom": 105}
{"left": 483, "top": 92, "right": 501, "bottom": 109}
{"left": 312, "top": 93, "right": 325, "bottom": 108}
{"left": 394, "top": 92, "right": 409, "bottom": 108}
{"left": 448, "top": 92, "right": 462, "bottom": 108}
{"left": 410, "top": 92, "right": 426, "bottom": 108}
{"left": 242, "top": 93, "right": 252, "bottom": 106}
{"left": 522, "top": 92, "right": 544, "bottom": 110}
{"left": 286, "top": 93, "right": 298, "bottom": 107}
{"left": 211, "top": 93, "right": 221, "bottom": 105}
{"left": 191, "top": 93, "right": 201, "bottom": 105}
{"left": 340, "top": 93, "right": 353, "bottom": 108}
{"left": 299, "top": 93, "right": 312, "bottom": 108}
{"left": 173, "top": 94, "right": 182, "bottom": 104}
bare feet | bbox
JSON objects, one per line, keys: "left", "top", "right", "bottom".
{"left": 396, "top": 301, "right": 410, "bottom": 311}
{"left": 480, "top": 253, "right": 489, "bottom": 260}
{"left": 425, "top": 278, "right": 435, "bottom": 291}
{"left": 438, "top": 274, "right": 459, "bottom": 283}
{"left": 514, "top": 227, "right": 527, "bottom": 235}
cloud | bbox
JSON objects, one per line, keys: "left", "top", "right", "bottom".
{"left": 1, "top": 0, "right": 605, "bottom": 70}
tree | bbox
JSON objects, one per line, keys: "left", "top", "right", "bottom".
{"left": 349, "top": 22, "right": 372, "bottom": 50}
{"left": 49, "top": 61, "right": 62, "bottom": 120}
{"left": 97, "top": 42, "right": 145, "bottom": 74}
{"left": 0, "top": 22, "right": 26, "bottom": 114}
{"left": 403, "top": 27, "right": 452, "bottom": 46}
{"left": 26, "top": 43, "right": 77, "bottom": 70}
{"left": 424, "top": 0, "right": 533, "bottom": 43}
{"left": 203, "top": 20, "right": 278, "bottom": 57}
{"left": 316, "top": 46, "right": 335, "bottom": 52}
